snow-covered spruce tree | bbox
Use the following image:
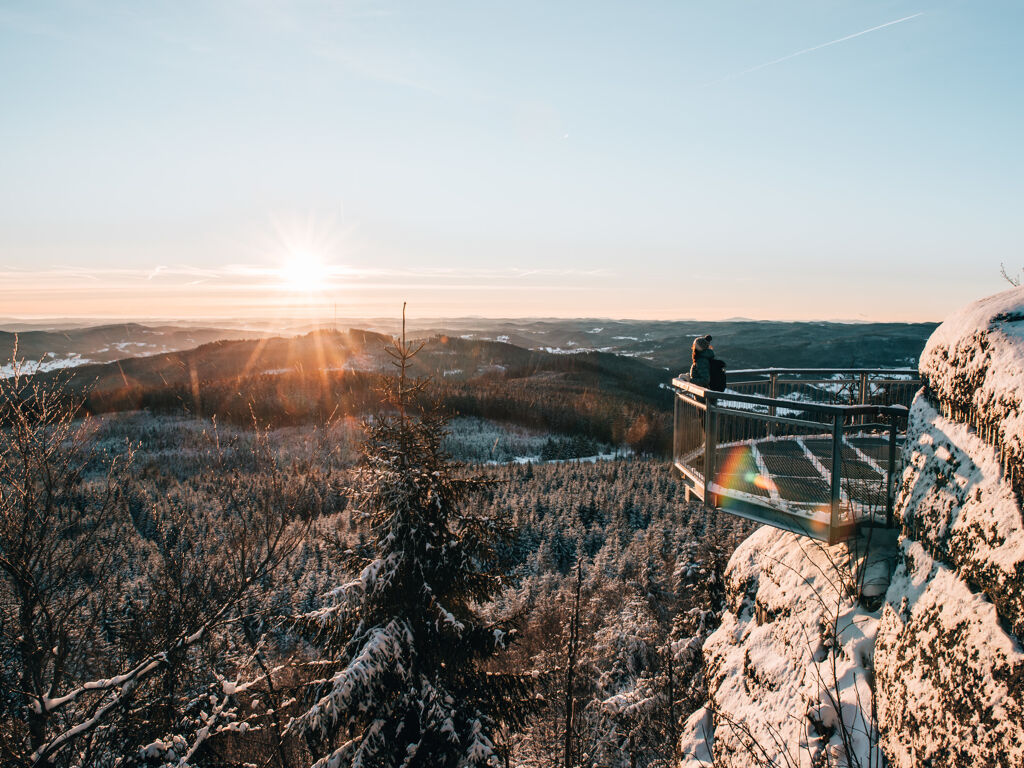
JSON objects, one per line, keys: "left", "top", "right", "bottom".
{"left": 293, "top": 308, "right": 533, "bottom": 767}
{"left": 0, "top": 353, "right": 311, "bottom": 767}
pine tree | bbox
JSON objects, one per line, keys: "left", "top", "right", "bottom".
{"left": 293, "top": 306, "right": 532, "bottom": 767}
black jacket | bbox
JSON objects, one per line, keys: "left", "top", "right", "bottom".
{"left": 689, "top": 347, "right": 714, "bottom": 387}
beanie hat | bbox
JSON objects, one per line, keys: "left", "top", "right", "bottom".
{"left": 693, "top": 334, "right": 712, "bottom": 352}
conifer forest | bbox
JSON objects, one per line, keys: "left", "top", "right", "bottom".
{"left": 0, "top": 330, "right": 750, "bottom": 768}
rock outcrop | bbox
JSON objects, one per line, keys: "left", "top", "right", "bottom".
{"left": 875, "top": 286, "right": 1024, "bottom": 766}
{"left": 681, "top": 287, "right": 1024, "bottom": 767}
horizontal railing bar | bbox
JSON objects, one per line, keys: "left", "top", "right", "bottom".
{"left": 672, "top": 378, "right": 707, "bottom": 396}
{"left": 728, "top": 367, "right": 919, "bottom": 376}
{"left": 673, "top": 378, "right": 910, "bottom": 416}
{"left": 734, "top": 379, "right": 915, "bottom": 386}
{"left": 843, "top": 422, "right": 899, "bottom": 433}
{"left": 739, "top": 379, "right": 856, "bottom": 386}
{"left": 673, "top": 462, "right": 705, "bottom": 491}
{"left": 710, "top": 404, "right": 826, "bottom": 430}
{"left": 675, "top": 392, "right": 708, "bottom": 411}
{"left": 733, "top": 379, "right": 919, "bottom": 389}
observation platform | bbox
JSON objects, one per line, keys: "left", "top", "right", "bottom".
{"left": 671, "top": 369, "right": 920, "bottom": 544}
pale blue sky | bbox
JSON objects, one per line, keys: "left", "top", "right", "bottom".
{"left": 1, "top": 0, "right": 1021, "bottom": 320}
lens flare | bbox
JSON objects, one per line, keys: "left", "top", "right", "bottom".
{"left": 713, "top": 445, "right": 778, "bottom": 495}
{"left": 751, "top": 473, "right": 779, "bottom": 493}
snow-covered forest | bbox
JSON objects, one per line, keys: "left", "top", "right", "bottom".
{"left": 12, "top": 288, "right": 1013, "bottom": 768}
{"left": 0, "top": 333, "right": 750, "bottom": 768}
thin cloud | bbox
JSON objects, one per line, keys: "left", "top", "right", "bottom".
{"left": 0, "top": 264, "right": 614, "bottom": 293}
{"left": 361, "top": 266, "right": 614, "bottom": 279}
{"left": 704, "top": 12, "right": 924, "bottom": 86}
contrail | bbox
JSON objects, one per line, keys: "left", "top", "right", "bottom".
{"left": 704, "top": 12, "right": 923, "bottom": 86}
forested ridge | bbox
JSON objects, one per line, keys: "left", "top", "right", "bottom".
{"left": 2, "top": 318, "right": 936, "bottom": 377}
{"left": 0, "top": 332, "right": 746, "bottom": 767}
{"left": 34, "top": 330, "right": 672, "bottom": 455}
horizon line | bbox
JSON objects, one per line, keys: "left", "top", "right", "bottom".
{"left": 0, "top": 314, "right": 942, "bottom": 328}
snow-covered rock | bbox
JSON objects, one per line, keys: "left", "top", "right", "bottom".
{"left": 686, "top": 287, "right": 1024, "bottom": 767}
{"left": 893, "top": 396, "right": 1024, "bottom": 638}
{"left": 874, "top": 293, "right": 1024, "bottom": 766}
{"left": 681, "top": 526, "right": 889, "bottom": 767}
{"left": 875, "top": 534, "right": 1024, "bottom": 766}
{"left": 919, "top": 285, "right": 1024, "bottom": 513}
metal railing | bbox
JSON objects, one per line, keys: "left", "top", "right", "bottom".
{"left": 672, "top": 369, "right": 920, "bottom": 544}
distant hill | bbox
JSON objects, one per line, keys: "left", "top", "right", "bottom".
{"left": 34, "top": 329, "right": 663, "bottom": 401}
{"left": 638, "top": 321, "right": 936, "bottom": 372}
{"left": 26, "top": 329, "right": 671, "bottom": 452}
{"left": 408, "top": 319, "right": 937, "bottom": 373}
{"left": 12, "top": 320, "right": 937, "bottom": 455}
{"left": 0, "top": 323, "right": 271, "bottom": 372}
{"left": 40, "top": 329, "right": 384, "bottom": 392}
{"left": 1, "top": 319, "right": 936, "bottom": 379}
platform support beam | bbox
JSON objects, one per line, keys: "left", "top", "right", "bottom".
{"left": 858, "top": 372, "right": 869, "bottom": 425}
{"left": 830, "top": 412, "right": 843, "bottom": 540}
{"left": 704, "top": 403, "right": 717, "bottom": 509}
{"left": 886, "top": 415, "right": 898, "bottom": 528}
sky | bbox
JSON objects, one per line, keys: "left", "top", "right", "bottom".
{"left": 1, "top": 0, "right": 1022, "bottom": 322}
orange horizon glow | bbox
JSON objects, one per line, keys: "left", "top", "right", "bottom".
{"left": 0, "top": 261, "right": 956, "bottom": 324}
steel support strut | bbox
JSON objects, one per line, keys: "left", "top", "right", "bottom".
{"left": 830, "top": 412, "right": 843, "bottom": 543}
{"left": 704, "top": 398, "right": 717, "bottom": 509}
{"left": 887, "top": 415, "right": 898, "bottom": 528}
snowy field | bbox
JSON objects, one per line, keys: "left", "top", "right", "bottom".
{"left": 83, "top": 411, "right": 625, "bottom": 470}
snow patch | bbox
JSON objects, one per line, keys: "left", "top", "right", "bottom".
{"left": 699, "top": 526, "right": 888, "bottom": 767}
{"left": 0, "top": 354, "right": 94, "bottom": 378}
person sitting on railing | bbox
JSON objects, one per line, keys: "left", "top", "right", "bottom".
{"left": 689, "top": 335, "right": 715, "bottom": 388}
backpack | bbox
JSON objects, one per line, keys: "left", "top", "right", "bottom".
{"left": 709, "top": 358, "right": 727, "bottom": 391}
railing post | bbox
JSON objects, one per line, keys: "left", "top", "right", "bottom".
{"left": 673, "top": 393, "right": 680, "bottom": 467}
{"left": 768, "top": 372, "right": 778, "bottom": 438}
{"left": 886, "top": 413, "right": 898, "bottom": 528}
{"left": 704, "top": 394, "right": 717, "bottom": 508}
{"left": 858, "top": 372, "right": 868, "bottom": 426}
{"left": 830, "top": 412, "right": 843, "bottom": 538}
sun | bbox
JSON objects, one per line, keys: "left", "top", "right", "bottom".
{"left": 279, "top": 251, "right": 330, "bottom": 293}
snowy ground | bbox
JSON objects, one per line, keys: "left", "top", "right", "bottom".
{"left": 680, "top": 525, "right": 891, "bottom": 768}
{"left": 441, "top": 417, "right": 620, "bottom": 464}
{"left": 873, "top": 398, "right": 1024, "bottom": 767}
{"left": 496, "top": 449, "right": 631, "bottom": 465}
{"left": 919, "top": 285, "right": 1024, "bottom": 501}
{"left": 0, "top": 354, "right": 95, "bottom": 378}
